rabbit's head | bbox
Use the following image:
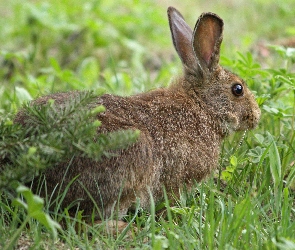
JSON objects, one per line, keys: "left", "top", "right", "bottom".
{"left": 168, "top": 7, "right": 260, "bottom": 136}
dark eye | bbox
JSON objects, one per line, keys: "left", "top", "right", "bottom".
{"left": 232, "top": 83, "right": 244, "bottom": 96}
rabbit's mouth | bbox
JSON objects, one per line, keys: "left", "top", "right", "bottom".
{"left": 221, "top": 107, "right": 260, "bottom": 136}
{"left": 241, "top": 106, "right": 261, "bottom": 130}
{"left": 220, "top": 115, "right": 239, "bottom": 136}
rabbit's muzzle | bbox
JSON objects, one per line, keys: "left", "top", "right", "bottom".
{"left": 240, "top": 103, "right": 261, "bottom": 131}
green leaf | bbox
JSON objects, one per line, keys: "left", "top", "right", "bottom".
{"left": 91, "top": 105, "right": 106, "bottom": 115}
{"left": 15, "top": 185, "right": 61, "bottom": 239}
{"left": 154, "top": 235, "right": 169, "bottom": 249}
{"left": 232, "top": 198, "right": 251, "bottom": 229}
{"left": 254, "top": 133, "right": 265, "bottom": 144}
{"left": 230, "top": 156, "right": 238, "bottom": 167}
{"left": 267, "top": 132, "right": 282, "bottom": 188}
{"left": 221, "top": 171, "right": 232, "bottom": 181}
{"left": 15, "top": 87, "right": 32, "bottom": 103}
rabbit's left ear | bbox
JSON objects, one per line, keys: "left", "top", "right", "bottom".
{"left": 167, "top": 7, "right": 199, "bottom": 75}
{"left": 192, "top": 13, "right": 223, "bottom": 74}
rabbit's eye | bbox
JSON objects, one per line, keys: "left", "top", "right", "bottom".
{"left": 232, "top": 84, "right": 243, "bottom": 96}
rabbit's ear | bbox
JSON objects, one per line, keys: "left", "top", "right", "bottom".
{"left": 167, "top": 7, "right": 199, "bottom": 74}
{"left": 192, "top": 13, "right": 224, "bottom": 74}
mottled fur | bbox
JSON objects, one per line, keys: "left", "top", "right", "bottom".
{"left": 14, "top": 7, "right": 260, "bottom": 220}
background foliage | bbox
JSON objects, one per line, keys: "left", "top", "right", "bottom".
{"left": 1, "top": 0, "right": 295, "bottom": 249}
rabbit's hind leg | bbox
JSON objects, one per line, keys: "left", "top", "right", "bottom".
{"left": 93, "top": 219, "right": 138, "bottom": 237}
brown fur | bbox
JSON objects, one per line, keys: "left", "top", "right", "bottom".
{"left": 14, "top": 7, "right": 260, "bottom": 220}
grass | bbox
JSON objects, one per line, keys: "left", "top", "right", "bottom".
{"left": 1, "top": 0, "right": 295, "bottom": 249}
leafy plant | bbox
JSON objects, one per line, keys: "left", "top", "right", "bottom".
{"left": 0, "top": 91, "right": 139, "bottom": 191}
{"left": 3, "top": 185, "right": 61, "bottom": 250}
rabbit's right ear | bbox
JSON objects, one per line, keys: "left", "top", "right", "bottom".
{"left": 167, "top": 7, "right": 199, "bottom": 75}
{"left": 192, "top": 12, "right": 224, "bottom": 75}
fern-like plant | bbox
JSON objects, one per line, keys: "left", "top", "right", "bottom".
{"left": 0, "top": 90, "right": 139, "bottom": 191}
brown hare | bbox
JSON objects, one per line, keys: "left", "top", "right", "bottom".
{"left": 15, "top": 6, "right": 260, "bottom": 220}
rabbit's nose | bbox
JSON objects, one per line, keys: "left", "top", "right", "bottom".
{"left": 249, "top": 106, "right": 261, "bottom": 129}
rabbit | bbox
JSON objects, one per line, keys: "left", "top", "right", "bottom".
{"left": 14, "top": 6, "right": 260, "bottom": 221}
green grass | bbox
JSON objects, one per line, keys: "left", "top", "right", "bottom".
{"left": 1, "top": 0, "right": 295, "bottom": 249}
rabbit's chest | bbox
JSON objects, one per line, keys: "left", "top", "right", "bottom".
{"left": 154, "top": 118, "right": 221, "bottom": 186}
